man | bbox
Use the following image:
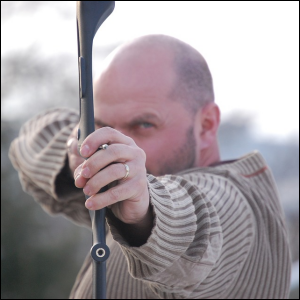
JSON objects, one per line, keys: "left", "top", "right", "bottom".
{"left": 9, "top": 34, "right": 291, "bottom": 299}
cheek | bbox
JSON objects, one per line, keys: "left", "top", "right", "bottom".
{"left": 136, "top": 133, "right": 180, "bottom": 173}
{"left": 136, "top": 140, "right": 158, "bottom": 166}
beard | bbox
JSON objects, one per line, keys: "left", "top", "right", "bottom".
{"left": 148, "top": 126, "right": 196, "bottom": 176}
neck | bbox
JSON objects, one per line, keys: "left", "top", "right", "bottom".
{"left": 198, "top": 140, "right": 220, "bottom": 167}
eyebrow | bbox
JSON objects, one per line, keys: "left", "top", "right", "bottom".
{"left": 128, "top": 113, "right": 160, "bottom": 126}
{"left": 94, "top": 119, "right": 110, "bottom": 128}
{"left": 94, "top": 113, "right": 160, "bottom": 128}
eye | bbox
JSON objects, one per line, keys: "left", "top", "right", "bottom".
{"left": 139, "top": 122, "right": 153, "bottom": 129}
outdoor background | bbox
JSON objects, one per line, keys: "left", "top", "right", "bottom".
{"left": 1, "top": 1, "right": 299, "bottom": 299}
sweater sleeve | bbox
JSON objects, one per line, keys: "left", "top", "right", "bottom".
{"left": 106, "top": 172, "right": 255, "bottom": 298}
{"left": 8, "top": 108, "right": 91, "bottom": 228}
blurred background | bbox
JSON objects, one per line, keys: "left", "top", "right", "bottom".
{"left": 1, "top": 1, "right": 299, "bottom": 298}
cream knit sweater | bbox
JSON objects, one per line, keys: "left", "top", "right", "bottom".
{"left": 9, "top": 108, "right": 291, "bottom": 299}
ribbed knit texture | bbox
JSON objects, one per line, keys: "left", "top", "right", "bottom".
{"left": 9, "top": 108, "right": 291, "bottom": 299}
{"left": 9, "top": 108, "right": 91, "bottom": 228}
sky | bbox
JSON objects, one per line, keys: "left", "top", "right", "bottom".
{"left": 2, "top": 1, "right": 299, "bottom": 141}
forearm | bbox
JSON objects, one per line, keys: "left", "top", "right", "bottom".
{"left": 106, "top": 172, "right": 255, "bottom": 298}
{"left": 106, "top": 174, "right": 212, "bottom": 281}
{"left": 9, "top": 108, "right": 90, "bottom": 227}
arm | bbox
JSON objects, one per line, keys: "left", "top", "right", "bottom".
{"left": 108, "top": 172, "right": 257, "bottom": 299}
{"left": 74, "top": 127, "right": 255, "bottom": 298}
{"left": 8, "top": 108, "right": 91, "bottom": 228}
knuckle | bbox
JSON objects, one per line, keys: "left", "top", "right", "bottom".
{"left": 108, "top": 187, "right": 120, "bottom": 202}
{"left": 109, "top": 145, "right": 121, "bottom": 159}
{"left": 127, "top": 136, "right": 135, "bottom": 145}
{"left": 86, "top": 181, "right": 96, "bottom": 194}
{"left": 101, "top": 126, "right": 112, "bottom": 133}
{"left": 102, "top": 126, "right": 117, "bottom": 136}
{"left": 136, "top": 147, "right": 146, "bottom": 160}
{"left": 132, "top": 148, "right": 146, "bottom": 166}
{"left": 112, "top": 129, "right": 122, "bottom": 141}
{"left": 109, "top": 164, "right": 121, "bottom": 179}
{"left": 109, "top": 185, "right": 129, "bottom": 203}
{"left": 81, "top": 160, "right": 88, "bottom": 170}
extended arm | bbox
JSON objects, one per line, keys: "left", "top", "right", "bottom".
{"left": 9, "top": 108, "right": 90, "bottom": 227}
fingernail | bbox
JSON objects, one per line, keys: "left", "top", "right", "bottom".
{"left": 74, "top": 174, "right": 81, "bottom": 187}
{"left": 74, "top": 165, "right": 82, "bottom": 180}
{"left": 81, "top": 167, "right": 90, "bottom": 178}
{"left": 81, "top": 144, "right": 90, "bottom": 157}
{"left": 83, "top": 186, "right": 91, "bottom": 195}
{"left": 85, "top": 200, "right": 94, "bottom": 210}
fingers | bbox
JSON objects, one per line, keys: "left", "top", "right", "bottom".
{"left": 67, "top": 124, "right": 85, "bottom": 174}
{"left": 68, "top": 138, "right": 85, "bottom": 174}
{"left": 73, "top": 145, "right": 143, "bottom": 191}
{"left": 80, "top": 127, "right": 135, "bottom": 157}
{"left": 73, "top": 126, "right": 149, "bottom": 224}
{"left": 67, "top": 124, "right": 80, "bottom": 153}
{"left": 85, "top": 182, "right": 133, "bottom": 210}
{"left": 73, "top": 128, "right": 140, "bottom": 188}
{"left": 85, "top": 176, "right": 148, "bottom": 214}
{"left": 81, "top": 162, "right": 131, "bottom": 196}
{"left": 80, "top": 143, "right": 142, "bottom": 179}
{"left": 74, "top": 164, "right": 88, "bottom": 188}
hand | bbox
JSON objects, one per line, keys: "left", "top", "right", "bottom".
{"left": 67, "top": 125, "right": 85, "bottom": 175}
{"left": 74, "top": 127, "right": 150, "bottom": 226}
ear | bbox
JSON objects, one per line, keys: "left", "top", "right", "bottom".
{"left": 197, "top": 103, "right": 220, "bottom": 150}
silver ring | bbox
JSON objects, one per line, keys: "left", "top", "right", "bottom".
{"left": 122, "top": 163, "right": 130, "bottom": 180}
{"left": 99, "top": 144, "right": 108, "bottom": 150}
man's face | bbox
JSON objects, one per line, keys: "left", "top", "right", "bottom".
{"left": 93, "top": 48, "right": 198, "bottom": 176}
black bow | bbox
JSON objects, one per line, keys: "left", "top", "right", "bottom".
{"left": 76, "top": 2, "right": 115, "bottom": 299}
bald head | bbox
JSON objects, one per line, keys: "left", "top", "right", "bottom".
{"left": 97, "top": 34, "right": 214, "bottom": 114}
{"left": 94, "top": 34, "right": 220, "bottom": 171}
{"left": 168, "top": 36, "right": 215, "bottom": 113}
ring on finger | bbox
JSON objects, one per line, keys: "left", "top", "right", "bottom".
{"left": 122, "top": 163, "right": 130, "bottom": 180}
{"left": 98, "top": 143, "right": 108, "bottom": 150}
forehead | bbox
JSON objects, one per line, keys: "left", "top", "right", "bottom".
{"left": 96, "top": 44, "right": 176, "bottom": 97}
{"left": 93, "top": 41, "right": 193, "bottom": 128}
{"left": 94, "top": 95, "right": 169, "bottom": 127}
{"left": 93, "top": 87, "right": 193, "bottom": 132}
{"left": 94, "top": 50, "right": 178, "bottom": 117}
